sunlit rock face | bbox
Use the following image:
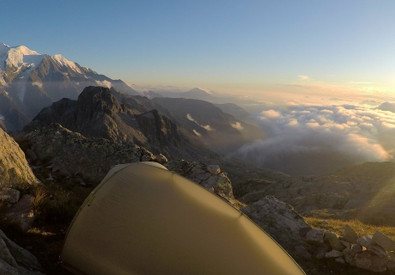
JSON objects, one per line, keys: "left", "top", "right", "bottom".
{"left": 0, "top": 127, "right": 37, "bottom": 187}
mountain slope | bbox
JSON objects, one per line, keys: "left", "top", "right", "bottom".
{"left": 152, "top": 97, "right": 265, "bottom": 154}
{"left": 236, "top": 161, "right": 395, "bottom": 226}
{"left": 0, "top": 43, "right": 138, "bottom": 131}
{"left": 24, "top": 86, "right": 216, "bottom": 160}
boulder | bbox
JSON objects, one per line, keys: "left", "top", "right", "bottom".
{"left": 324, "top": 231, "right": 345, "bottom": 251}
{"left": 155, "top": 153, "right": 168, "bottom": 164}
{"left": 354, "top": 251, "right": 388, "bottom": 273}
{"left": 343, "top": 224, "right": 358, "bottom": 243}
{"left": 1, "top": 195, "right": 35, "bottom": 232}
{"left": 343, "top": 248, "right": 355, "bottom": 265}
{"left": 305, "top": 228, "right": 325, "bottom": 244}
{"left": 206, "top": 165, "right": 221, "bottom": 175}
{"left": 171, "top": 161, "right": 235, "bottom": 204}
{"left": 372, "top": 231, "right": 395, "bottom": 252}
{"left": 0, "top": 188, "right": 20, "bottom": 206}
{"left": 357, "top": 235, "right": 372, "bottom": 248}
{"left": 0, "top": 257, "right": 19, "bottom": 274}
{"left": 0, "top": 128, "right": 38, "bottom": 188}
{"left": 0, "top": 230, "right": 42, "bottom": 274}
{"left": 242, "top": 196, "right": 311, "bottom": 254}
{"left": 324, "top": 250, "right": 343, "bottom": 258}
{"left": 314, "top": 244, "right": 331, "bottom": 259}
{"left": 367, "top": 243, "right": 387, "bottom": 258}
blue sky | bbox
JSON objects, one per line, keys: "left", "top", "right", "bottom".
{"left": 1, "top": 0, "right": 395, "bottom": 101}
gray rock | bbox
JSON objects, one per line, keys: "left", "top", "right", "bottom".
{"left": 0, "top": 230, "right": 41, "bottom": 270}
{"left": 351, "top": 243, "right": 363, "bottom": 254}
{"left": 0, "top": 188, "right": 20, "bottom": 205}
{"left": 155, "top": 153, "right": 168, "bottom": 164}
{"left": 324, "top": 231, "right": 345, "bottom": 251}
{"left": 1, "top": 195, "right": 35, "bottom": 232}
{"left": 173, "top": 161, "right": 235, "bottom": 204}
{"left": 357, "top": 235, "right": 372, "bottom": 248}
{"left": 354, "top": 251, "right": 388, "bottom": 272}
{"left": 340, "top": 240, "right": 351, "bottom": 249}
{"left": 314, "top": 244, "right": 331, "bottom": 259}
{"left": 343, "top": 224, "right": 358, "bottom": 243}
{"left": 242, "top": 196, "right": 311, "bottom": 253}
{"left": 0, "top": 237, "right": 17, "bottom": 267}
{"left": 0, "top": 257, "right": 19, "bottom": 275}
{"left": 343, "top": 248, "right": 355, "bottom": 265}
{"left": 335, "top": 257, "right": 346, "bottom": 264}
{"left": 367, "top": 243, "right": 387, "bottom": 258}
{"left": 305, "top": 228, "right": 325, "bottom": 244}
{"left": 372, "top": 231, "right": 395, "bottom": 252}
{"left": 325, "top": 250, "right": 343, "bottom": 258}
{"left": 206, "top": 165, "right": 221, "bottom": 175}
{"left": 0, "top": 128, "right": 38, "bottom": 188}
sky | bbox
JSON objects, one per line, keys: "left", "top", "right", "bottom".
{"left": 1, "top": 0, "right": 395, "bottom": 102}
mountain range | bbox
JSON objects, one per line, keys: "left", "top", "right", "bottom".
{"left": 0, "top": 43, "right": 138, "bottom": 131}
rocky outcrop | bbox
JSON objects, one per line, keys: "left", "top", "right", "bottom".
{"left": 0, "top": 230, "right": 43, "bottom": 274}
{"left": 24, "top": 86, "right": 194, "bottom": 159}
{"left": 0, "top": 128, "right": 37, "bottom": 188}
{"left": 168, "top": 160, "right": 243, "bottom": 208}
{"left": 16, "top": 123, "right": 157, "bottom": 184}
{"left": 302, "top": 223, "right": 395, "bottom": 273}
{"left": 242, "top": 196, "right": 312, "bottom": 257}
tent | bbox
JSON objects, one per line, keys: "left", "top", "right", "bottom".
{"left": 61, "top": 162, "right": 305, "bottom": 275}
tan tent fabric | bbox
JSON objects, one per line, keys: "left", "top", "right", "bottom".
{"left": 61, "top": 162, "right": 305, "bottom": 275}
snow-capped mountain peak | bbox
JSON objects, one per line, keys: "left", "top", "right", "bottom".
{"left": 52, "top": 54, "right": 82, "bottom": 73}
{"left": 0, "top": 43, "right": 43, "bottom": 71}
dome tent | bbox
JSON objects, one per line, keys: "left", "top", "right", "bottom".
{"left": 61, "top": 162, "right": 305, "bottom": 274}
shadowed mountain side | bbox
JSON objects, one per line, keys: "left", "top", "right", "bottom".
{"left": 0, "top": 87, "right": 30, "bottom": 131}
{"left": 152, "top": 97, "right": 265, "bottom": 154}
{"left": 23, "top": 86, "right": 217, "bottom": 161}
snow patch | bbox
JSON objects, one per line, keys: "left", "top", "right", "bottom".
{"left": 186, "top": 113, "right": 214, "bottom": 131}
{"left": 230, "top": 121, "right": 244, "bottom": 130}
{"left": 95, "top": 80, "right": 112, "bottom": 89}
{"left": 193, "top": 129, "right": 201, "bottom": 137}
{"left": 52, "top": 54, "right": 82, "bottom": 73}
{"left": 32, "top": 81, "right": 43, "bottom": 89}
{"left": 5, "top": 45, "right": 40, "bottom": 68}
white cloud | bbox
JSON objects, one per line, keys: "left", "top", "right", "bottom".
{"left": 235, "top": 103, "right": 395, "bottom": 175}
{"left": 95, "top": 80, "right": 112, "bottom": 89}
{"left": 261, "top": 109, "right": 281, "bottom": 119}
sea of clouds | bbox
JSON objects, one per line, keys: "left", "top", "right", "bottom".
{"left": 237, "top": 102, "right": 395, "bottom": 175}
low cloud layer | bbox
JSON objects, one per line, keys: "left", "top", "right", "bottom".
{"left": 236, "top": 103, "right": 395, "bottom": 175}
